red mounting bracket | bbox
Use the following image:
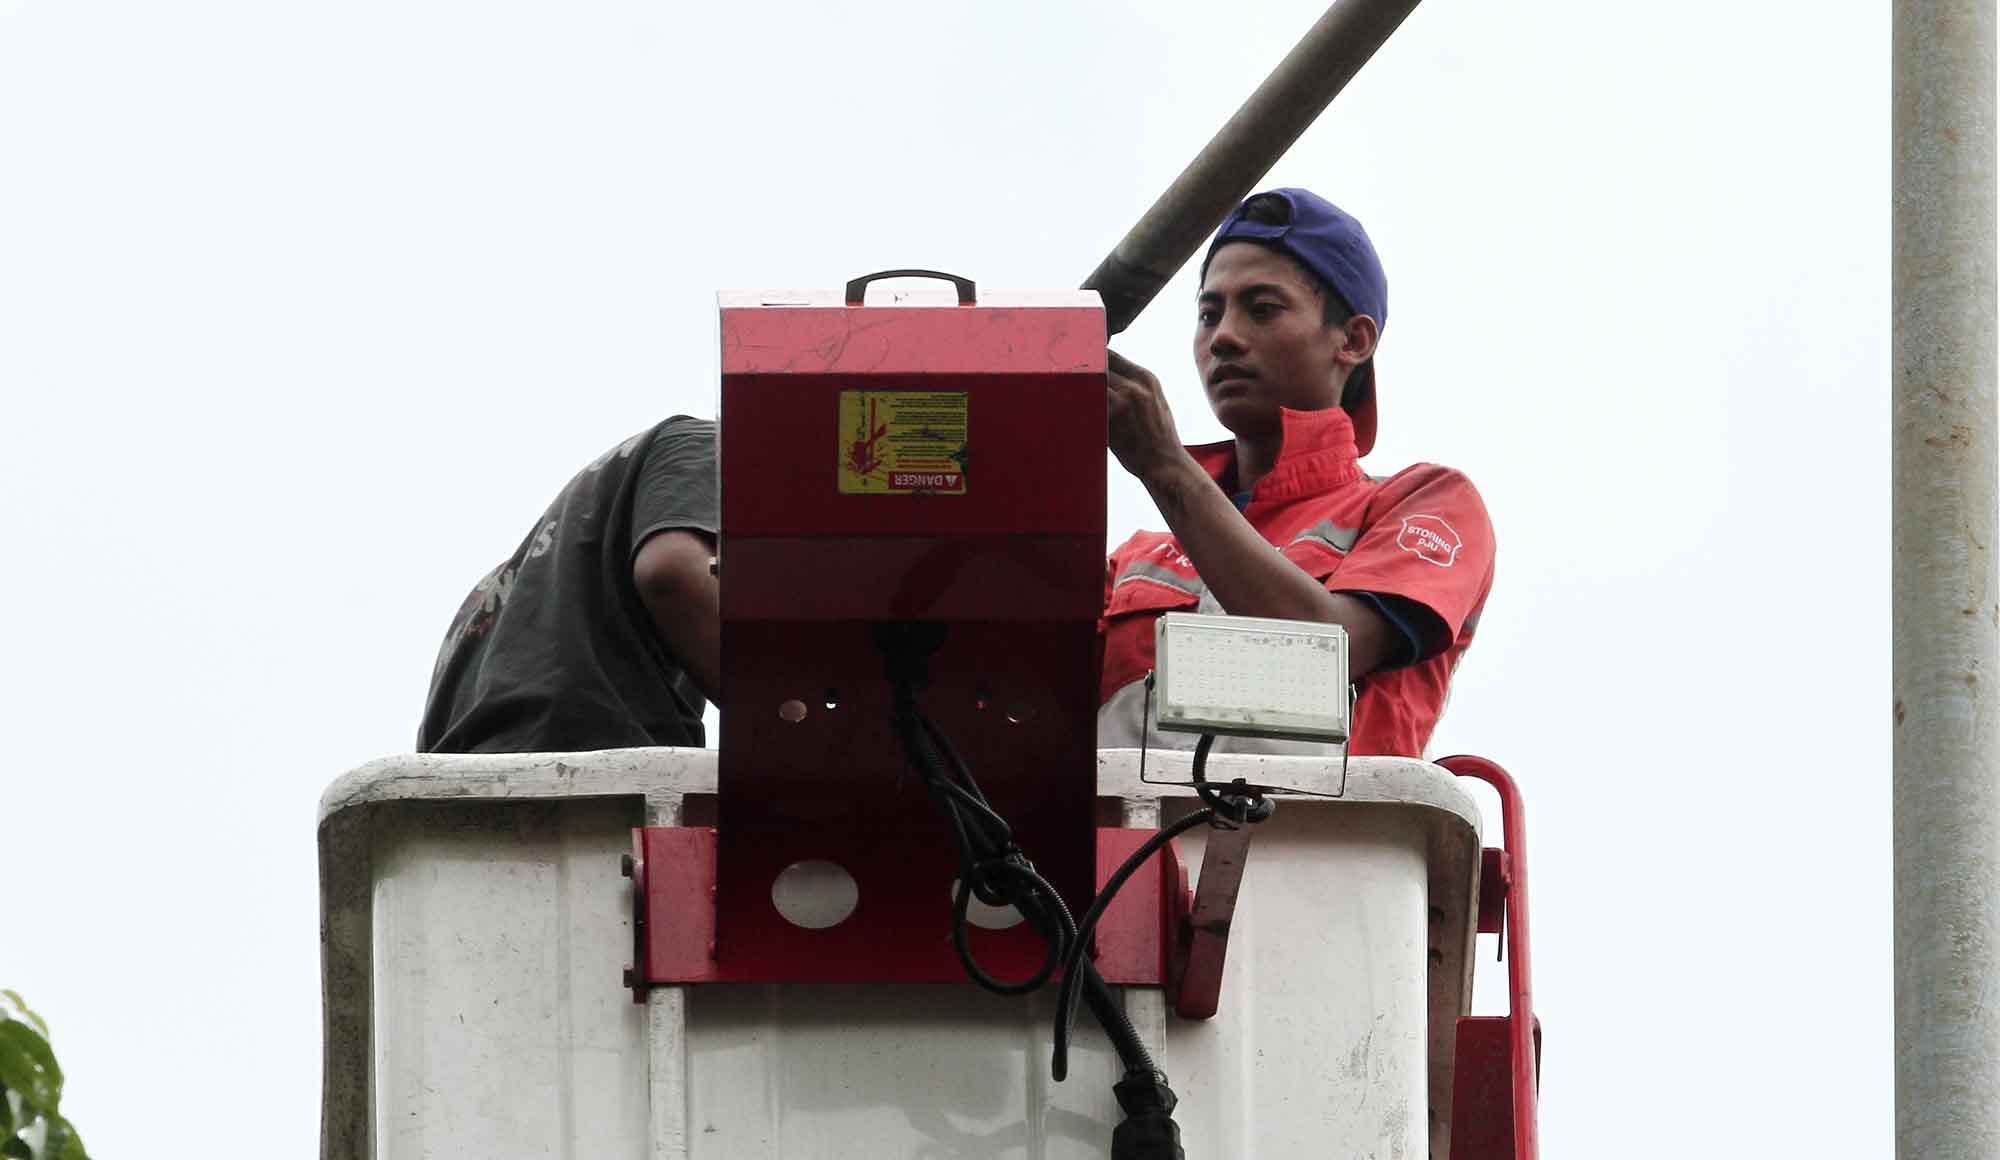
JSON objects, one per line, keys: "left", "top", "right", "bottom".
{"left": 1439, "top": 754, "right": 1541, "bottom": 1160}
{"left": 1166, "top": 820, "right": 1255, "bottom": 1020}
{"left": 626, "top": 826, "right": 1198, "bottom": 999}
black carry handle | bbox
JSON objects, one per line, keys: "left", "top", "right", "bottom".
{"left": 844, "top": 269, "right": 977, "bottom": 306}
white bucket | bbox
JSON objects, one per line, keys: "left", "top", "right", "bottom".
{"left": 319, "top": 748, "right": 1481, "bottom": 1158}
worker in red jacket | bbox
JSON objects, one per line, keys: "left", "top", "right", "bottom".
{"left": 1101, "top": 188, "right": 1495, "bottom": 758}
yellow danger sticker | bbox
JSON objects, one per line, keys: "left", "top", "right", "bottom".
{"left": 837, "top": 390, "right": 969, "bottom": 494}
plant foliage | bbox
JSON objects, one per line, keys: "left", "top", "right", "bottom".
{"left": 0, "top": 992, "right": 87, "bottom": 1160}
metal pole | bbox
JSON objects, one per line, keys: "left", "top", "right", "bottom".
{"left": 1895, "top": 0, "right": 1998, "bottom": 1155}
{"left": 1081, "top": 0, "right": 1423, "bottom": 334}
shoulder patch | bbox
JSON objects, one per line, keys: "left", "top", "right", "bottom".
{"left": 1396, "top": 514, "right": 1463, "bottom": 567}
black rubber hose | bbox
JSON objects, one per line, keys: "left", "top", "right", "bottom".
{"left": 1079, "top": 964, "right": 1153, "bottom": 1070}
{"left": 1050, "top": 808, "right": 1214, "bottom": 1080}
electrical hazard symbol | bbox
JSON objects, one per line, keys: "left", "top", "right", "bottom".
{"left": 837, "top": 390, "right": 969, "bottom": 495}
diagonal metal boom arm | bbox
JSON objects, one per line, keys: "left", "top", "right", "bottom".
{"left": 1082, "top": 0, "right": 1425, "bottom": 335}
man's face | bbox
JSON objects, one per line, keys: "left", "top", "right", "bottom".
{"left": 1193, "top": 242, "right": 1352, "bottom": 439}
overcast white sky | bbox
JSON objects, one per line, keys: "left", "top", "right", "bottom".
{"left": 0, "top": 1, "right": 1890, "bottom": 1155}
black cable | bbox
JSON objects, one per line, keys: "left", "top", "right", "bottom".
{"left": 1191, "top": 734, "right": 1219, "bottom": 806}
{"left": 1190, "top": 733, "right": 1277, "bottom": 826}
{"left": 1051, "top": 808, "right": 1215, "bottom": 1080}
{"left": 874, "top": 623, "right": 1196, "bottom": 1158}
{"left": 888, "top": 677, "right": 1080, "bottom": 994}
{"left": 950, "top": 857, "right": 1075, "bottom": 994}
{"left": 880, "top": 642, "right": 1154, "bottom": 1056}
{"left": 919, "top": 712, "right": 989, "bottom": 803}
{"left": 1053, "top": 733, "right": 1276, "bottom": 1080}
{"left": 1078, "top": 960, "right": 1153, "bottom": 1067}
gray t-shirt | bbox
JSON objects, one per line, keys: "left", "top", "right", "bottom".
{"left": 417, "top": 416, "right": 719, "bottom": 753}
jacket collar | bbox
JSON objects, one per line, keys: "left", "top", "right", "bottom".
{"left": 1187, "top": 406, "right": 1364, "bottom": 503}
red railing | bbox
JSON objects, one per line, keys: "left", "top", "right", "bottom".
{"left": 1437, "top": 754, "right": 1539, "bottom": 1160}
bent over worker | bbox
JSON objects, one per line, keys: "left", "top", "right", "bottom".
{"left": 417, "top": 416, "right": 720, "bottom": 754}
{"left": 1100, "top": 188, "right": 1494, "bottom": 758}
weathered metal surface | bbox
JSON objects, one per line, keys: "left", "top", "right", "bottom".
{"left": 1167, "top": 820, "right": 1254, "bottom": 1020}
{"left": 368, "top": 796, "right": 649, "bottom": 1158}
{"left": 1448, "top": 1016, "right": 1534, "bottom": 1160}
{"left": 635, "top": 826, "right": 718, "bottom": 988}
{"left": 1895, "top": 1, "right": 1999, "bottom": 1156}
{"left": 1091, "top": 828, "right": 1180, "bottom": 986}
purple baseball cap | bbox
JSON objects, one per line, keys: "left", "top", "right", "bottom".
{"left": 1206, "top": 187, "right": 1387, "bottom": 455}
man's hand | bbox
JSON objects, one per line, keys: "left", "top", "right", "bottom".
{"left": 1107, "top": 349, "right": 1192, "bottom": 483}
{"left": 1102, "top": 351, "right": 1402, "bottom": 678}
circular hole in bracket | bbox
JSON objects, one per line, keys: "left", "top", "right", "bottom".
{"left": 952, "top": 879, "right": 1026, "bottom": 930}
{"left": 771, "top": 860, "right": 859, "bottom": 930}
{"left": 778, "top": 699, "right": 808, "bottom": 724}
{"left": 822, "top": 688, "right": 841, "bottom": 711}
{"left": 1004, "top": 702, "right": 1037, "bottom": 725}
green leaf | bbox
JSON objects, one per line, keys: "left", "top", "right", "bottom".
{"left": 0, "top": 1136, "right": 27, "bottom": 1159}
{"left": 0, "top": 997, "right": 46, "bottom": 1042}
{"left": 0, "top": 1088, "right": 13, "bottom": 1136}
{"left": 42, "top": 1114, "right": 86, "bottom": 1160}
{"left": 0, "top": 1024, "right": 60, "bottom": 1115}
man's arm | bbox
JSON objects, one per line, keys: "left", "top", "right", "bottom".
{"left": 632, "top": 530, "right": 721, "bottom": 700}
{"left": 1106, "top": 352, "right": 1402, "bottom": 677}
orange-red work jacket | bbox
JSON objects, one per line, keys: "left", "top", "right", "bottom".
{"left": 1099, "top": 406, "right": 1495, "bottom": 757}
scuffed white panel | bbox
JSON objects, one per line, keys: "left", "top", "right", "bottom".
{"left": 371, "top": 799, "right": 649, "bottom": 1160}
{"left": 685, "top": 987, "right": 1119, "bottom": 1160}
{"left": 1167, "top": 808, "right": 1430, "bottom": 1159}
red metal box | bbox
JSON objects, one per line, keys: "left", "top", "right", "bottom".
{"left": 714, "top": 281, "right": 1106, "bottom": 981}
